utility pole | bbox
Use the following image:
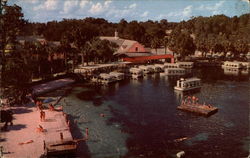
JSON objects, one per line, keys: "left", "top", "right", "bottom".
{"left": 0, "top": 0, "right": 8, "bottom": 104}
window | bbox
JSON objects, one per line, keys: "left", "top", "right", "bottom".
{"left": 135, "top": 47, "right": 138, "bottom": 52}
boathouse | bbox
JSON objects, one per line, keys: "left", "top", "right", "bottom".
{"left": 100, "top": 31, "right": 174, "bottom": 63}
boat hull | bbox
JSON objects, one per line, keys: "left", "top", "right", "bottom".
{"left": 177, "top": 104, "right": 218, "bottom": 116}
{"left": 174, "top": 86, "right": 201, "bottom": 91}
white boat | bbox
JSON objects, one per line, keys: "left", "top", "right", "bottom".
{"left": 177, "top": 62, "right": 194, "bottom": 69}
{"left": 241, "top": 69, "right": 249, "bottom": 75}
{"left": 238, "top": 62, "right": 250, "bottom": 69}
{"left": 146, "top": 65, "right": 156, "bottom": 73}
{"left": 129, "top": 68, "right": 143, "bottom": 79}
{"left": 164, "top": 63, "right": 180, "bottom": 68}
{"left": 91, "top": 75, "right": 101, "bottom": 83}
{"left": 109, "top": 72, "right": 125, "bottom": 81}
{"left": 174, "top": 78, "right": 201, "bottom": 91}
{"left": 99, "top": 73, "right": 116, "bottom": 84}
{"left": 223, "top": 67, "right": 240, "bottom": 76}
{"left": 154, "top": 64, "right": 165, "bottom": 72}
{"left": 165, "top": 68, "right": 186, "bottom": 76}
{"left": 138, "top": 65, "right": 153, "bottom": 74}
{"left": 222, "top": 61, "right": 243, "bottom": 69}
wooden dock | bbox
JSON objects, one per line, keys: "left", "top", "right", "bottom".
{"left": 177, "top": 104, "right": 218, "bottom": 116}
{"left": 43, "top": 110, "right": 77, "bottom": 156}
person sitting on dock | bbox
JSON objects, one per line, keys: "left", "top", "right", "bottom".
{"left": 48, "top": 104, "right": 55, "bottom": 111}
{"left": 36, "top": 125, "right": 45, "bottom": 133}
{"left": 207, "top": 104, "right": 212, "bottom": 108}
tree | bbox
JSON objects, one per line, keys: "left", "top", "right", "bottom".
{"left": 125, "top": 21, "right": 145, "bottom": 43}
{"left": 90, "top": 38, "right": 118, "bottom": 63}
{"left": 148, "top": 27, "right": 165, "bottom": 54}
{"left": 71, "top": 25, "right": 99, "bottom": 66}
{"left": 1, "top": 3, "right": 26, "bottom": 99}
{"left": 169, "top": 29, "right": 196, "bottom": 60}
{"left": 60, "top": 31, "right": 74, "bottom": 72}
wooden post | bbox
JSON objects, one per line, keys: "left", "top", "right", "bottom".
{"left": 171, "top": 57, "right": 175, "bottom": 63}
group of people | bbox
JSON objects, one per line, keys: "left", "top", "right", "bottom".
{"left": 182, "top": 96, "right": 199, "bottom": 105}
{"left": 36, "top": 101, "right": 55, "bottom": 122}
{"left": 181, "top": 96, "right": 213, "bottom": 108}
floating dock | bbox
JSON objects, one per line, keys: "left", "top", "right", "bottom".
{"left": 177, "top": 103, "right": 218, "bottom": 116}
{"left": 43, "top": 110, "right": 77, "bottom": 156}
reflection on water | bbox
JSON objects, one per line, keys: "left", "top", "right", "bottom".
{"left": 59, "top": 67, "right": 249, "bottom": 158}
{"left": 223, "top": 67, "right": 249, "bottom": 76}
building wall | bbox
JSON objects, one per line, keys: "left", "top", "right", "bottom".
{"left": 127, "top": 42, "right": 146, "bottom": 53}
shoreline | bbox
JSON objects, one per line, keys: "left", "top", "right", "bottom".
{"left": 0, "top": 78, "right": 80, "bottom": 158}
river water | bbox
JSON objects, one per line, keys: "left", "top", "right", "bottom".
{"left": 58, "top": 67, "right": 249, "bottom": 158}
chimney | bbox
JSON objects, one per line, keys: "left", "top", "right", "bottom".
{"left": 114, "top": 30, "right": 119, "bottom": 40}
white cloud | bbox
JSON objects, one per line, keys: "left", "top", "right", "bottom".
{"left": 156, "top": 5, "right": 193, "bottom": 21}
{"left": 141, "top": 11, "right": 149, "bottom": 17}
{"left": 104, "top": 0, "right": 112, "bottom": 6}
{"left": 33, "top": 0, "right": 59, "bottom": 11}
{"left": 89, "top": 1, "right": 112, "bottom": 14}
{"left": 61, "top": 0, "right": 79, "bottom": 14}
{"left": 241, "top": 0, "right": 250, "bottom": 3}
{"left": 198, "top": 1, "right": 225, "bottom": 11}
{"left": 129, "top": 3, "right": 137, "bottom": 9}
{"left": 89, "top": 3, "right": 104, "bottom": 14}
{"left": 182, "top": 5, "right": 192, "bottom": 17}
{"left": 80, "top": 0, "right": 90, "bottom": 8}
{"left": 27, "top": 0, "right": 39, "bottom": 4}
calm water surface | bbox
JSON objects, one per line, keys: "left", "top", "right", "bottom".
{"left": 62, "top": 67, "right": 249, "bottom": 158}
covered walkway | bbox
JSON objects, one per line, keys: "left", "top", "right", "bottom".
{"left": 123, "top": 54, "right": 174, "bottom": 63}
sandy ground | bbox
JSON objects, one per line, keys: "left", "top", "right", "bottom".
{"left": 0, "top": 78, "right": 75, "bottom": 158}
{"left": 1, "top": 106, "right": 44, "bottom": 158}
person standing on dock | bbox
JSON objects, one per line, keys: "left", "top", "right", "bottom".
{"left": 40, "top": 110, "right": 45, "bottom": 122}
{"left": 48, "top": 104, "right": 55, "bottom": 111}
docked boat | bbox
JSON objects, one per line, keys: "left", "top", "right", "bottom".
{"left": 99, "top": 73, "right": 116, "bottom": 84}
{"left": 223, "top": 67, "right": 240, "bottom": 76}
{"left": 129, "top": 68, "right": 143, "bottom": 79}
{"left": 154, "top": 64, "right": 165, "bottom": 72}
{"left": 177, "top": 62, "right": 194, "bottom": 69}
{"left": 174, "top": 78, "right": 201, "bottom": 91}
{"left": 149, "top": 65, "right": 162, "bottom": 72}
{"left": 91, "top": 75, "right": 101, "bottom": 83}
{"left": 109, "top": 72, "right": 125, "bottom": 81}
{"left": 177, "top": 96, "right": 218, "bottom": 116}
{"left": 164, "top": 63, "right": 180, "bottom": 68}
{"left": 165, "top": 68, "right": 186, "bottom": 76}
{"left": 222, "top": 61, "right": 243, "bottom": 69}
{"left": 138, "top": 65, "right": 153, "bottom": 74}
{"left": 238, "top": 61, "right": 250, "bottom": 69}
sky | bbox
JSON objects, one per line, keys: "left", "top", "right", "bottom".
{"left": 9, "top": 0, "right": 250, "bottom": 23}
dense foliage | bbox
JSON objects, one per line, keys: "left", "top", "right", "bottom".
{"left": 22, "top": 14, "right": 250, "bottom": 57}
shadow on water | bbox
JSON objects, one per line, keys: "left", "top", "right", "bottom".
{"left": 68, "top": 114, "right": 91, "bottom": 158}
{"left": 194, "top": 67, "right": 249, "bottom": 83}
{"left": 76, "top": 89, "right": 104, "bottom": 107}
